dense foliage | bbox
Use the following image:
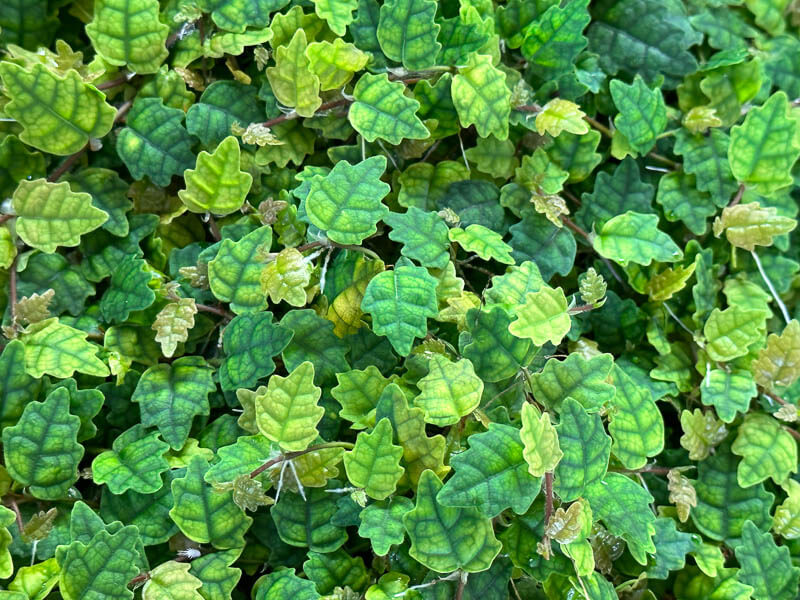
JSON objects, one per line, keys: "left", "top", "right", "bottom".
{"left": 1, "top": 0, "right": 800, "bottom": 598}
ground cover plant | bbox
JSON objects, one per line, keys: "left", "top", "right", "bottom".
{"left": 1, "top": 0, "right": 800, "bottom": 598}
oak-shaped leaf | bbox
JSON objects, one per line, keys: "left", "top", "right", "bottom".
{"left": 449, "top": 224, "right": 515, "bottom": 265}
{"left": 452, "top": 54, "right": 511, "bottom": 140}
{"left": 377, "top": 0, "right": 440, "bottom": 70}
{"left": 610, "top": 75, "right": 667, "bottom": 155}
{"left": 521, "top": 0, "right": 590, "bottom": 80}
{"left": 100, "top": 256, "right": 155, "bottom": 324}
{"left": 700, "top": 369, "right": 756, "bottom": 423}
{"left": 189, "top": 548, "right": 242, "bottom": 600}
{"left": 266, "top": 30, "right": 321, "bottom": 118}
{"left": 344, "top": 418, "right": 404, "bottom": 500}
{"left": 703, "top": 306, "right": 764, "bottom": 362}
{"left": 219, "top": 312, "right": 293, "bottom": 391}
{"left": 93, "top": 424, "right": 169, "bottom": 495}
{"left": 153, "top": 298, "right": 197, "bottom": 359}
{"left": 414, "top": 354, "right": 483, "bottom": 426}
{"left": 751, "top": 319, "right": 800, "bottom": 391}
{"left": 349, "top": 73, "right": 429, "bottom": 144}
{"left": 731, "top": 413, "right": 797, "bottom": 487}
{"left": 608, "top": 365, "right": 664, "bottom": 470}
{"left": 530, "top": 352, "right": 615, "bottom": 413}
{"left": 520, "top": 403, "right": 562, "bottom": 478}
{"left": 306, "top": 38, "right": 368, "bottom": 91}
{"left": 734, "top": 520, "right": 800, "bottom": 600}
{"left": 208, "top": 225, "right": 273, "bottom": 314}
{"left": 385, "top": 207, "right": 450, "bottom": 269}
{"left": 712, "top": 202, "right": 797, "bottom": 251}
{"left": 358, "top": 497, "right": 413, "bottom": 556}
{"left": 509, "top": 286, "right": 571, "bottom": 346}
{"left": 254, "top": 568, "right": 320, "bottom": 600}
{"left": 142, "top": 560, "right": 203, "bottom": 600}
{"left": 461, "top": 306, "right": 538, "bottom": 382}
{"left": 271, "top": 485, "right": 348, "bottom": 553}
{"left": 19, "top": 318, "right": 109, "bottom": 379}
{"left": 593, "top": 211, "right": 683, "bottom": 266}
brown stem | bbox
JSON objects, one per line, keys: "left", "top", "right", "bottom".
{"left": 262, "top": 98, "right": 351, "bottom": 129}
{"left": 47, "top": 145, "right": 88, "bottom": 182}
{"left": 730, "top": 183, "right": 746, "bottom": 207}
{"left": 8, "top": 253, "right": 17, "bottom": 326}
{"left": 455, "top": 573, "right": 467, "bottom": 600}
{"left": 96, "top": 74, "right": 129, "bottom": 91}
{"left": 114, "top": 100, "right": 133, "bottom": 124}
{"left": 584, "top": 115, "right": 612, "bottom": 138}
{"left": 249, "top": 442, "right": 354, "bottom": 479}
{"left": 610, "top": 465, "right": 677, "bottom": 475}
{"left": 195, "top": 304, "right": 234, "bottom": 320}
{"left": 206, "top": 215, "right": 221, "bottom": 241}
{"left": 783, "top": 426, "right": 800, "bottom": 442}
{"left": 295, "top": 241, "right": 326, "bottom": 253}
{"left": 514, "top": 104, "right": 542, "bottom": 113}
{"left": 766, "top": 390, "right": 788, "bottom": 406}
{"left": 0, "top": 214, "right": 12, "bottom": 226}
{"left": 128, "top": 572, "right": 150, "bottom": 587}
{"left": 544, "top": 472, "right": 553, "bottom": 525}
{"left": 7, "top": 498, "right": 23, "bottom": 532}
{"left": 647, "top": 152, "right": 680, "bottom": 170}
{"left": 568, "top": 303, "right": 595, "bottom": 314}
{"left": 560, "top": 215, "right": 592, "bottom": 243}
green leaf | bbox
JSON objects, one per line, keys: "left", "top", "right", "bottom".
{"left": 67, "top": 168, "right": 132, "bottom": 237}
{"left": 647, "top": 517, "right": 696, "bottom": 580}
{"left": 509, "top": 286, "right": 571, "bottom": 346}
{"left": 266, "top": 30, "right": 321, "bottom": 118}
{"left": 414, "top": 354, "right": 483, "bottom": 426}
{"left": 0, "top": 63, "right": 116, "bottom": 155}
{"left": 19, "top": 318, "right": 109, "bottom": 378}
{"left": 700, "top": 369, "right": 756, "bottom": 423}
{"left": 385, "top": 208, "right": 450, "bottom": 269}
{"left": 170, "top": 456, "right": 253, "bottom": 549}
{"left": 520, "top": 403, "right": 562, "bottom": 477}
{"left": 521, "top": 0, "right": 591, "bottom": 79}
{"left": 452, "top": 53, "right": 511, "bottom": 140}
{"left": 509, "top": 211, "right": 575, "bottom": 276}
{"left": 348, "top": 73, "right": 429, "bottom": 144}
{"left": 361, "top": 263, "right": 438, "bottom": 355}
{"left": 535, "top": 98, "right": 589, "bottom": 137}
{"left": 304, "top": 549, "right": 368, "bottom": 594}
{"left": 254, "top": 568, "right": 320, "bottom": 600}
{"left": 403, "top": 470, "right": 501, "bottom": 573}
{"left": 773, "top": 479, "right": 800, "bottom": 540}
{"left": 271, "top": 485, "right": 348, "bottom": 552}
{"left": 305, "top": 156, "right": 390, "bottom": 244}
{"left": 530, "top": 353, "right": 615, "bottom": 413}
{"left": 220, "top": 312, "right": 293, "bottom": 391}
{"left": 142, "top": 561, "right": 203, "bottom": 600}
{"left": 344, "top": 418, "right": 404, "bottom": 500}
{"left": 186, "top": 81, "right": 265, "bottom": 147}
{"left": 729, "top": 91, "right": 800, "bottom": 194}
{"left": 358, "top": 497, "right": 413, "bottom": 555}
{"left": 100, "top": 472, "right": 178, "bottom": 546}
{"left": 593, "top": 211, "right": 683, "bottom": 266}
{"left": 703, "top": 306, "right": 765, "bottom": 362}
{"left": 608, "top": 364, "right": 664, "bottom": 470}
{"left": 692, "top": 443, "right": 774, "bottom": 542}
{"left": 189, "top": 549, "right": 242, "bottom": 600}
{"left": 92, "top": 425, "right": 169, "bottom": 494}
{"left": 59, "top": 528, "right": 141, "bottom": 600}
{"left": 438, "top": 423, "right": 541, "bottom": 517}
{"left": 179, "top": 136, "right": 253, "bottom": 216}
{"left": 100, "top": 257, "right": 155, "bottom": 324}
{"left": 153, "top": 298, "right": 198, "bottom": 359}
{"left": 332, "top": 365, "right": 391, "bottom": 429}
{"left": 208, "top": 226, "right": 273, "bottom": 314}
{"left": 86, "top": 0, "right": 168, "bottom": 74}
{"left": 280, "top": 309, "right": 350, "bottom": 385}
{"left": 656, "top": 171, "right": 716, "bottom": 235}
{"left": 734, "top": 521, "right": 800, "bottom": 600}
{"left": 465, "top": 136, "right": 519, "bottom": 179}
{"left": 199, "top": 0, "right": 289, "bottom": 32}
{"left": 2, "top": 388, "right": 82, "bottom": 500}
{"left": 448, "top": 224, "right": 514, "bottom": 265}
{"left": 377, "top": 0, "right": 441, "bottom": 70}
{"left": 117, "top": 98, "right": 195, "bottom": 187}
{"left": 306, "top": 38, "right": 368, "bottom": 91}
{"left": 311, "top": 0, "right": 357, "bottom": 35}
{"left": 461, "top": 306, "right": 537, "bottom": 382}
{"left": 0, "top": 0, "right": 57, "bottom": 50}
{"left": 0, "top": 340, "right": 42, "bottom": 431}
{"left": 261, "top": 248, "right": 312, "bottom": 307}
{"left": 611, "top": 76, "right": 668, "bottom": 155}
{"left": 12, "top": 179, "right": 108, "bottom": 254}
{"left": 752, "top": 319, "right": 800, "bottom": 391}
{"left": 131, "top": 356, "right": 216, "bottom": 449}
{"left": 712, "top": 202, "right": 797, "bottom": 251}
{"left": 437, "top": 14, "right": 491, "bottom": 66}
{"left": 554, "top": 398, "right": 612, "bottom": 502}
{"left": 674, "top": 129, "right": 738, "bottom": 207}
{"left": 7, "top": 556, "right": 59, "bottom": 599}
{"left": 731, "top": 413, "right": 797, "bottom": 487}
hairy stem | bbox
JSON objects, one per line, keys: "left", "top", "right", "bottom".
{"left": 249, "top": 442, "right": 355, "bottom": 479}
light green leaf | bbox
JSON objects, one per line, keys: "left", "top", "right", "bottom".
{"left": 610, "top": 75, "right": 667, "bottom": 154}
{"left": 731, "top": 413, "right": 797, "bottom": 487}
{"left": 554, "top": 397, "right": 612, "bottom": 502}
{"left": 414, "top": 354, "right": 483, "bottom": 426}
{"left": 608, "top": 365, "right": 664, "bottom": 470}
{"left": 773, "top": 479, "right": 800, "bottom": 539}
{"left": 100, "top": 256, "right": 155, "bottom": 324}
{"left": 189, "top": 549, "right": 242, "bottom": 600}
{"left": 703, "top": 306, "right": 765, "bottom": 362}
{"left": 680, "top": 409, "right": 728, "bottom": 461}
{"left": 752, "top": 319, "right": 800, "bottom": 391}
{"left": 729, "top": 91, "right": 800, "bottom": 194}
{"left": 361, "top": 263, "right": 438, "bottom": 355}
{"left": 521, "top": 0, "right": 590, "bottom": 79}
{"left": 199, "top": 0, "right": 289, "bottom": 32}
{"left": 712, "top": 202, "right": 797, "bottom": 251}
{"left": 86, "top": 0, "right": 168, "bottom": 74}
{"left": 438, "top": 423, "right": 541, "bottom": 517}
{"left": 520, "top": 403, "right": 562, "bottom": 477}
{"left": 260, "top": 248, "right": 312, "bottom": 307}
{"left": 131, "top": 356, "right": 216, "bottom": 449}
{"left": 385, "top": 208, "right": 450, "bottom": 269}
{"left": 448, "top": 224, "right": 514, "bottom": 264}
{"left": 92, "top": 425, "right": 170, "bottom": 494}
{"left": 306, "top": 38, "right": 368, "bottom": 91}
{"left": 153, "top": 298, "right": 197, "bottom": 359}
{"left": 358, "top": 497, "right": 413, "bottom": 556}
{"left": 266, "top": 30, "right": 321, "bottom": 118}
{"left": 593, "top": 211, "right": 683, "bottom": 266}
{"left": 530, "top": 353, "right": 615, "bottom": 412}
{"left": 535, "top": 98, "right": 589, "bottom": 136}
{"left": 179, "top": 136, "right": 252, "bottom": 216}
{"left": 7, "top": 557, "right": 59, "bottom": 599}
{"left": 306, "top": 156, "right": 390, "bottom": 245}
{"left": 700, "top": 369, "right": 756, "bottom": 423}
{"left": 170, "top": 456, "right": 253, "bottom": 549}
{"left": 734, "top": 521, "right": 800, "bottom": 600}
{"left": 403, "top": 470, "right": 501, "bottom": 573}
{"left": 271, "top": 486, "right": 348, "bottom": 552}
{"left": 311, "top": 0, "right": 357, "bottom": 35}
{"left": 348, "top": 73, "right": 429, "bottom": 144}
{"left": 509, "top": 286, "right": 571, "bottom": 346}
{"left": 142, "top": 561, "right": 203, "bottom": 600}
{"left": 344, "top": 418, "right": 404, "bottom": 500}
{"left": 13, "top": 179, "right": 107, "bottom": 254}
{"left": 465, "top": 136, "right": 519, "bottom": 179}
{"left": 254, "top": 568, "right": 320, "bottom": 600}
{"left": 19, "top": 318, "right": 109, "bottom": 379}
{"left": 332, "top": 366, "right": 391, "bottom": 429}
{"left": 2, "top": 388, "right": 82, "bottom": 500}
{"left": 0, "top": 63, "right": 115, "bottom": 155}
{"left": 461, "top": 306, "right": 537, "bottom": 382}
{"left": 452, "top": 53, "right": 511, "bottom": 140}
{"left": 208, "top": 226, "right": 273, "bottom": 313}
{"left": 377, "top": 0, "right": 441, "bottom": 70}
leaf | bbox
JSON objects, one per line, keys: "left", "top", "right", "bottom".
{"left": 208, "top": 226, "right": 273, "bottom": 313}
{"left": 377, "top": 0, "right": 441, "bottom": 70}
{"left": 680, "top": 409, "right": 728, "bottom": 461}
{"left": 593, "top": 211, "right": 683, "bottom": 266}
{"left": 280, "top": 309, "right": 350, "bottom": 385}
{"left": 519, "top": 403, "right": 562, "bottom": 478}
{"left": 358, "top": 497, "right": 413, "bottom": 555}
{"left": 729, "top": 91, "right": 800, "bottom": 194}
{"left": 535, "top": 98, "right": 589, "bottom": 136}
{"left": 554, "top": 398, "right": 612, "bottom": 502}
{"left": 521, "top": 0, "right": 591, "bottom": 79}
{"left": 414, "top": 354, "right": 483, "bottom": 426}
{"left": 348, "top": 73, "right": 429, "bottom": 144}
{"left": 610, "top": 75, "right": 667, "bottom": 154}
{"left": 461, "top": 306, "right": 537, "bottom": 382}
{"left": 465, "top": 136, "right": 519, "bottom": 179}
{"left": 703, "top": 306, "right": 765, "bottom": 362}
{"left": 179, "top": 136, "right": 253, "bottom": 216}
{"left": 86, "top": 0, "right": 168, "bottom": 74}
{"left": 100, "top": 256, "right": 155, "bottom": 324}
{"left": 384, "top": 208, "right": 450, "bottom": 269}
{"left": 675, "top": 129, "right": 738, "bottom": 208}
{"left": 712, "top": 202, "right": 797, "bottom": 251}
{"left": 199, "top": 0, "right": 289, "bottom": 32}
{"left": 92, "top": 424, "right": 170, "bottom": 494}
{"left": 131, "top": 356, "right": 216, "bottom": 449}
{"left": 699, "top": 369, "right": 755, "bottom": 424}
{"left": 734, "top": 521, "right": 800, "bottom": 600}
{"left": 451, "top": 53, "right": 511, "bottom": 140}
{"left": 752, "top": 320, "right": 800, "bottom": 390}
{"left": 668, "top": 469, "right": 697, "bottom": 524}
{"left": 0, "top": 340, "right": 42, "bottom": 431}
{"left": 189, "top": 549, "right": 242, "bottom": 600}
{"left": 266, "top": 30, "right": 321, "bottom": 118}
{"left": 509, "top": 286, "right": 571, "bottom": 346}
{"left": 153, "top": 298, "right": 197, "bottom": 359}
{"left": 142, "top": 561, "right": 203, "bottom": 600}
{"left": 647, "top": 517, "right": 696, "bottom": 580}
{"left": 656, "top": 171, "right": 716, "bottom": 235}
{"left": 19, "top": 318, "right": 109, "bottom": 378}
{"left": 67, "top": 168, "right": 132, "bottom": 237}
{"left": 59, "top": 528, "right": 141, "bottom": 600}
{"left": 311, "top": 0, "right": 357, "bottom": 35}
{"left": 438, "top": 423, "right": 541, "bottom": 517}
{"left": 437, "top": 14, "right": 491, "bottom": 66}
{"left": 12, "top": 179, "right": 107, "bottom": 254}
{"left": 260, "top": 248, "right": 312, "bottom": 307}
{"left": 303, "top": 549, "right": 368, "bottom": 594}
{"left": 731, "top": 413, "right": 797, "bottom": 487}
{"left": 361, "top": 263, "right": 438, "bottom": 355}
{"left": 0, "top": 63, "right": 116, "bottom": 155}
{"left": 344, "top": 418, "right": 404, "bottom": 500}
{"left": 305, "top": 156, "right": 390, "bottom": 244}
{"left": 530, "top": 353, "right": 615, "bottom": 413}
{"left": 402, "top": 470, "right": 501, "bottom": 573}
{"left": 117, "top": 98, "right": 195, "bottom": 187}
{"left": 170, "top": 456, "right": 253, "bottom": 549}
{"left": 219, "top": 312, "right": 292, "bottom": 391}
{"left": 271, "top": 485, "right": 348, "bottom": 552}
{"left": 2, "top": 388, "right": 82, "bottom": 500}
{"left": 254, "top": 568, "right": 320, "bottom": 600}
{"left": 448, "top": 224, "right": 514, "bottom": 265}
{"left": 186, "top": 81, "right": 265, "bottom": 146}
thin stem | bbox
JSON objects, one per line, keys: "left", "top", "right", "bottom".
{"left": 568, "top": 304, "right": 595, "bottom": 315}
{"left": 560, "top": 215, "right": 592, "bottom": 243}
{"left": 455, "top": 572, "right": 468, "bottom": 600}
{"left": 8, "top": 254, "right": 17, "bottom": 326}
{"left": 647, "top": 152, "right": 679, "bottom": 170}
{"left": 765, "top": 390, "right": 788, "bottom": 406}
{"left": 249, "top": 442, "right": 355, "bottom": 479}
{"left": 609, "top": 465, "right": 678, "bottom": 475}
{"left": 730, "top": 183, "right": 746, "bottom": 207}
{"left": 96, "top": 74, "right": 129, "bottom": 90}
{"left": 195, "top": 304, "right": 234, "bottom": 320}
{"left": 783, "top": 426, "right": 800, "bottom": 442}
{"left": 206, "top": 214, "right": 221, "bottom": 241}
{"left": 664, "top": 303, "right": 697, "bottom": 339}
{"left": 514, "top": 103, "right": 542, "bottom": 113}
{"left": 584, "top": 115, "right": 612, "bottom": 138}
{"left": 544, "top": 472, "right": 553, "bottom": 526}
{"left": 47, "top": 145, "right": 88, "bottom": 182}
{"left": 751, "top": 250, "right": 791, "bottom": 324}
{"left": 8, "top": 498, "right": 23, "bottom": 532}
{"left": 114, "top": 100, "right": 133, "bottom": 123}
{"left": 0, "top": 214, "right": 13, "bottom": 225}
{"left": 128, "top": 572, "right": 150, "bottom": 587}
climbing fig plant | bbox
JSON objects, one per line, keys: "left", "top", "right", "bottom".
{"left": 2, "top": 1, "right": 800, "bottom": 599}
